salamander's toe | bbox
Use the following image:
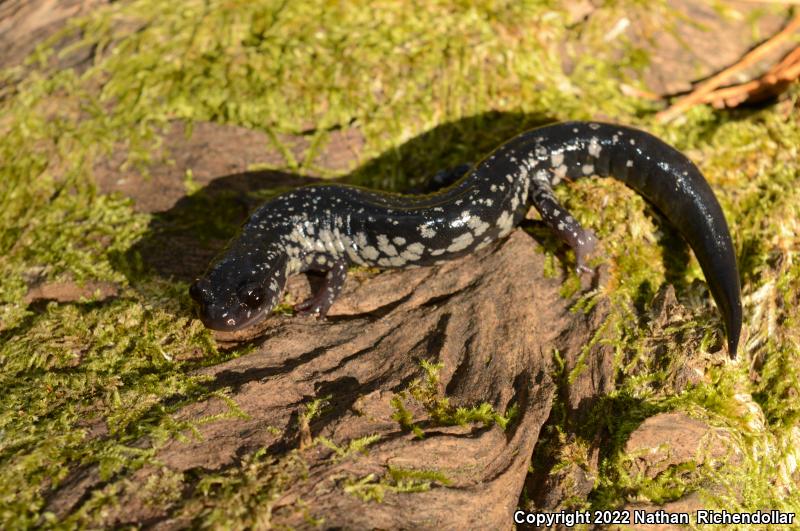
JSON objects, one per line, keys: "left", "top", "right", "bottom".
{"left": 574, "top": 229, "right": 599, "bottom": 274}
{"left": 294, "top": 295, "right": 332, "bottom": 318}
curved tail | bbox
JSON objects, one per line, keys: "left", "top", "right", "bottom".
{"left": 528, "top": 121, "right": 742, "bottom": 357}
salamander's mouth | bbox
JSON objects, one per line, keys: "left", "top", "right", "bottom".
{"left": 197, "top": 307, "right": 270, "bottom": 331}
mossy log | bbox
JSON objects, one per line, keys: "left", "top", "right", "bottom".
{"left": 46, "top": 223, "right": 617, "bottom": 527}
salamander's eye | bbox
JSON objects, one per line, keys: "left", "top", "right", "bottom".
{"left": 238, "top": 284, "right": 265, "bottom": 308}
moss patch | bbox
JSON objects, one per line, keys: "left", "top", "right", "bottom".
{"left": 390, "top": 360, "right": 519, "bottom": 437}
{"left": 343, "top": 465, "right": 451, "bottom": 503}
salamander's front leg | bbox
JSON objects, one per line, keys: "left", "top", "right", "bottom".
{"left": 294, "top": 260, "right": 348, "bottom": 317}
{"left": 529, "top": 180, "right": 598, "bottom": 273}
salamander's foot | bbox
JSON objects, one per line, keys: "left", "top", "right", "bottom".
{"left": 294, "top": 261, "right": 348, "bottom": 318}
{"left": 574, "top": 229, "right": 598, "bottom": 274}
{"left": 294, "top": 295, "right": 333, "bottom": 317}
{"left": 530, "top": 181, "right": 600, "bottom": 274}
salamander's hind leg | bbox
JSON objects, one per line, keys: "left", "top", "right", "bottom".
{"left": 529, "top": 180, "right": 598, "bottom": 274}
{"left": 295, "top": 260, "right": 348, "bottom": 317}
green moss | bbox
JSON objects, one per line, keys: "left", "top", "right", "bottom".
{"left": 317, "top": 434, "right": 382, "bottom": 462}
{"left": 300, "top": 395, "right": 332, "bottom": 424}
{"left": 387, "top": 466, "right": 452, "bottom": 491}
{"left": 390, "top": 360, "right": 519, "bottom": 437}
{"left": 298, "top": 394, "right": 332, "bottom": 447}
{"left": 343, "top": 466, "right": 451, "bottom": 503}
{"left": 390, "top": 394, "right": 425, "bottom": 439}
{"left": 179, "top": 448, "right": 310, "bottom": 528}
{"left": 343, "top": 473, "right": 387, "bottom": 503}
{"left": 617, "top": 461, "right": 701, "bottom": 506}
{"left": 141, "top": 467, "right": 186, "bottom": 510}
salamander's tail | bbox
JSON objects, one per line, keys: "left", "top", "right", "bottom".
{"left": 525, "top": 121, "right": 742, "bottom": 358}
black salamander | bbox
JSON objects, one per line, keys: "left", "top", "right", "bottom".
{"left": 190, "top": 121, "right": 743, "bottom": 358}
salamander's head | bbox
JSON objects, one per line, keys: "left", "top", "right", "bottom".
{"left": 189, "top": 240, "right": 290, "bottom": 331}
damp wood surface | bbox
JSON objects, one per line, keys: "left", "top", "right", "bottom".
{"left": 2, "top": 1, "right": 800, "bottom": 529}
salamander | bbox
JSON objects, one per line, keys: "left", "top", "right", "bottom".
{"left": 190, "top": 121, "right": 743, "bottom": 358}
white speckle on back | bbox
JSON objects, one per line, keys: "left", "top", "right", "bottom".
{"left": 376, "top": 234, "right": 398, "bottom": 256}
{"left": 475, "top": 238, "right": 492, "bottom": 250}
{"left": 407, "top": 242, "right": 425, "bottom": 255}
{"left": 496, "top": 210, "right": 515, "bottom": 236}
{"left": 345, "top": 245, "right": 366, "bottom": 265}
{"left": 389, "top": 256, "right": 407, "bottom": 267}
{"left": 588, "top": 137, "right": 601, "bottom": 157}
{"left": 447, "top": 232, "right": 474, "bottom": 253}
{"left": 362, "top": 245, "right": 380, "bottom": 260}
{"left": 400, "top": 249, "right": 420, "bottom": 261}
{"left": 318, "top": 228, "right": 338, "bottom": 254}
{"left": 582, "top": 164, "right": 594, "bottom": 175}
{"left": 467, "top": 214, "right": 490, "bottom": 235}
{"left": 419, "top": 224, "right": 437, "bottom": 239}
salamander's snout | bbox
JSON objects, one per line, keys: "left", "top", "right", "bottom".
{"left": 189, "top": 278, "right": 212, "bottom": 305}
{"left": 189, "top": 277, "right": 231, "bottom": 329}
{"left": 188, "top": 277, "right": 266, "bottom": 331}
